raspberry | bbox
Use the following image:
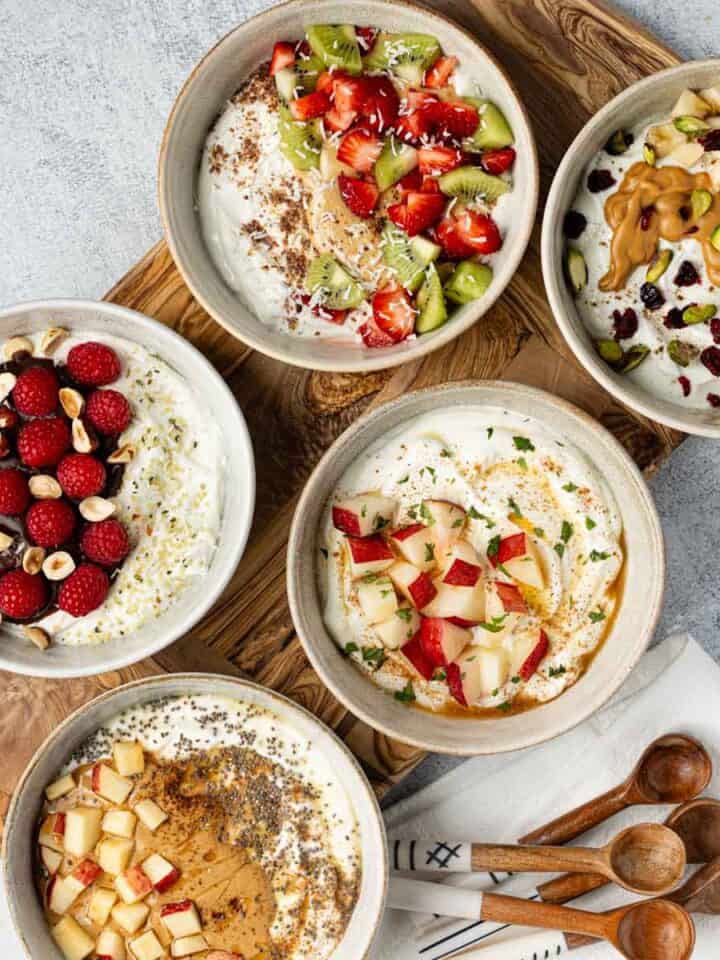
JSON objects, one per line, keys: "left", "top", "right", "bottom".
{"left": 85, "top": 389, "right": 131, "bottom": 435}
{"left": 0, "top": 569, "right": 48, "bottom": 620}
{"left": 66, "top": 342, "right": 121, "bottom": 386}
{"left": 17, "top": 416, "right": 71, "bottom": 468}
{"left": 12, "top": 366, "right": 59, "bottom": 416}
{"left": 26, "top": 499, "right": 77, "bottom": 548}
{"left": 57, "top": 454, "right": 106, "bottom": 499}
{"left": 81, "top": 518, "right": 130, "bottom": 566}
{"left": 0, "top": 468, "right": 31, "bottom": 515}
{"left": 58, "top": 563, "right": 109, "bottom": 617}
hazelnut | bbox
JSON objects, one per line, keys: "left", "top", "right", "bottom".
{"left": 42, "top": 551, "right": 76, "bottom": 581}
{"left": 79, "top": 496, "right": 116, "bottom": 521}
{"left": 2, "top": 336, "right": 33, "bottom": 361}
{"left": 23, "top": 626, "right": 50, "bottom": 650}
{"left": 72, "top": 417, "right": 98, "bottom": 454}
{"left": 0, "top": 372, "right": 17, "bottom": 402}
{"left": 59, "top": 387, "right": 85, "bottom": 420}
{"left": 107, "top": 443, "right": 136, "bottom": 464}
{"left": 40, "top": 327, "right": 69, "bottom": 355}
{"left": 29, "top": 475, "right": 62, "bottom": 499}
{"left": 23, "top": 546, "right": 46, "bottom": 576}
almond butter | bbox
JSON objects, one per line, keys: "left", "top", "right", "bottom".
{"left": 22, "top": 546, "right": 46, "bottom": 576}
{"left": 42, "top": 551, "right": 76, "bottom": 581}
{"left": 59, "top": 387, "right": 85, "bottom": 419}
{"left": 40, "top": 327, "right": 69, "bottom": 355}
{"left": 24, "top": 626, "right": 50, "bottom": 650}
{"left": 72, "top": 417, "right": 98, "bottom": 454}
{"left": 107, "top": 443, "right": 136, "bottom": 464}
{"left": 0, "top": 372, "right": 17, "bottom": 402}
{"left": 29, "top": 475, "right": 62, "bottom": 499}
{"left": 0, "top": 532, "right": 13, "bottom": 551}
{"left": 2, "top": 336, "right": 33, "bottom": 361}
{"left": 79, "top": 496, "right": 116, "bottom": 521}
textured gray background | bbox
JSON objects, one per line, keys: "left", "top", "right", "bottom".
{"left": 0, "top": 0, "right": 718, "bottom": 867}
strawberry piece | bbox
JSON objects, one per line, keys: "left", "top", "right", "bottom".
{"left": 443, "top": 559, "right": 482, "bottom": 587}
{"left": 446, "top": 662, "right": 468, "bottom": 706}
{"left": 58, "top": 563, "right": 109, "bottom": 617}
{"left": 434, "top": 217, "right": 476, "bottom": 259}
{"left": 333, "top": 74, "right": 367, "bottom": 115}
{"left": 433, "top": 100, "right": 479, "bottom": 138}
{"left": 57, "top": 453, "right": 106, "bottom": 499}
{"left": 337, "top": 128, "right": 383, "bottom": 174}
{"left": 0, "top": 468, "right": 31, "bottom": 515}
{"left": 453, "top": 208, "right": 503, "bottom": 255}
{"left": 12, "top": 366, "right": 59, "bottom": 416}
{"left": 81, "top": 518, "right": 130, "bottom": 567}
{"left": 67, "top": 342, "right": 121, "bottom": 386}
{"left": 397, "top": 168, "right": 423, "bottom": 196}
{"left": 296, "top": 40, "right": 312, "bottom": 57}
{"left": 404, "top": 191, "right": 446, "bottom": 237}
{"left": 338, "top": 174, "right": 379, "bottom": 219}
{"left": 355, "top": 26, "right": 377, "bottom": 52}
{"left": 387, "top": 203, "right": 408, "bottom": 230}
{"left": 401, "top": 632, "right": 435, "bottom": 681}
{"left": 417, "top": 146, "right": 464, "bottom": 175}
{"left": 324, "top": 107, "right": 356, "bottom": 133}
{"left": 494, "top": 581, "right": 527, "bottom": 614}
{"left": 481, "top": 147, "right": 516, "bottom": 175}
{"left": 421, "top": 175, "right": 441, "bottom": 193}
{"left": 0, "top": 568, "right": 48, "bottom": 620}
{"left": 289, "top": 90, "right": 331, "bottom": 120}
{"left": 372, "top": 286, "right": 416, "bottom": 342}
{"left": 519, "top": 629, "right": 549, "bottom": 681}
{"left": 299, "top": 295, "right": 346, "bottom": 325}
{"left": 269, "top": 41, "right": 295, "bottom": 76}
{"left": 315, "top": 70, "right": 334, "bottom": 95}
{"left": 17, "top": 416, "right": 71, "bottom": 468}
{"left": 425, "top": 55, "right": 459, "bottom": 89}
{"left": 362, "top": 76, "right": 399, "bottom": 132}
{"left": 406, "top": 90, "right": 439, "bottom": 112}
{"left": 395, "top": 108, "right": 434, "bottom": 144}
{"left": 358, "top": 315, "right": 396, "bottom": 348}
{"left": 85, "top": 389, "right": 131, "bottom": 435}
{"left": 26, "top": 499, "right": 77, "bottom": 548}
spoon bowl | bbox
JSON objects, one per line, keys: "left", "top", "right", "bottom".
{"left": 614, "top": 899, "right": 695, "bottom": 960}
{"left": 608, "top": 823, "right": 687, "bottom": 896}
{"left": 633, "top": 735, "right": 712, "bottom": 803}
{"left": 666, "top": 797, "right": 720, "bottom": 863}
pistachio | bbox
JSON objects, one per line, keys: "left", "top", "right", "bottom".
{"left": 0, "top": 531, "right": 13, "bottom": 551}
{"left": 646, "top": 249, "right": 673, "bottom": 283}
{"left": 667, "top": 340, "right": 694, "bottom": 367}
{"left": 605, "top": 129, "right": 633, "bottom": 156}
{"left": 2, "top": 336, "right": 33, "bottom": 361}
{"left": 79, "top": 496, "right": 116, "bottom": 521}
{"left": 691, "top": 189, "right": 713, "bottom": 219}
{"left": 24, "top": 626, "right": 50, "bottom": 651}
{"left": 22, "top": 546, "right": 46, "bottom": 576}
{"left": 673, "top": 115, "right": 711, "bottom": 137}
{"left": 711, "top": 224, "right": 720, "bottom": 253}
{"left": 107, "top": 443, "right": 136, "bottom": 464}
{"left": 42, "top": 551, "right": 76, "bottom": 581}
{"left": 0, "top": 372, "right": 17, "bottom": 402}
{"left": 620, "top": 344, "right": 650, "bottom": 372}
{"left": 59, "top": 387, "right": 85, "bottom": 419}
{"left": 40, "top": 326, "right": 69, "bottom": 355}
{"left": 594, "top": 338, "right": 624, "bottom": 366}
{"left": 683, "top": 303, "right": 716, "bottom": 325}
{"left": 564, "top": 247, "right": 587, "bottom": 295}
{"left": 72, "top": 417, "right": 98, "bottom": 454}
{"left": 643, "top": 143, "right": 656, "bottom": 166}
{"left": 29, "top": 474, "right": 63, "bottom": 499}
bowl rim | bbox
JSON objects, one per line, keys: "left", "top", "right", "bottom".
{"left": 541, "top": 57, "right": 720, "bottom": 439}
{"left": 0, "top": 298, "right": 256, "bottom": 678}
{"left": 1, "top": 671, "right": 388, "bottom": 960}
{"left": 157, "top": 0, "right": 539, "bottom": 373}
{"left": 286, "top": 379, "right": 665, "bottom": 755}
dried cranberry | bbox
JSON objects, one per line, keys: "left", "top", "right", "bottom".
{"left": 612, "top": 307, "right": 638, "bottom": 340}
{"left": 700, "top": 346, "right": 720, "bottom": 377}
{"left": 587, "top": 169, "right": 616, "bottom": 193}
{"left": 640, "top": 206, "right": 654, "bottom": 230}
{"left": 664, "top": 307, "right": 686, "bottom": 329}
{"left": 674, "top": 260, "right": 700, "bottom": 286}
{"left": 711, "top": 317, "right": 720, "bottom": 344}
{"left": 563, "top": 210, "right": 587, "bottom": 239}
{"left": 699, "top": 129, "right": 720, "bottom": 152}
{"left": 678, "top": 376, "right": 691, "bottom": 397}
{"left": 708, "top": 393, "right": 720, "bottom": 408}
{"left": 640, "top": 282, "right": 665, "bottom": 311}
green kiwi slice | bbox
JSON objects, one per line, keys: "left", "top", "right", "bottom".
{"left": 464, "top": 99, "right": 514, "bottom": 150}
{"left": 305, "top": 255, "right": 366, "bottom": 309}
{"left": 438, "top": 166, "right": 510, "bottom": 203}
{"left": 416, "top": 264, "right": 448, "bottom": 333}
{"left": 278, "top": 107, "right": 323, "bottom": 171}
{"left": 363, "top": 32, "right": 441, "bottom": 84}
{"left": 381, "top": 223, "right": 441, "bottom": 292}
{"left": 443, "top": 260, "right": 493, "bottom": 304}
{"left": 306, "top": 25, "right": 362, "bottom": 75}
{"left": 374, "top": 137, "right": 418, "bottom": 191}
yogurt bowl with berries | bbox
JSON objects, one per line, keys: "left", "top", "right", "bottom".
{"left": 0, "top": 300, "right": 254, "bottom": 678}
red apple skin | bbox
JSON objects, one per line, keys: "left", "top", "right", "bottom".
{"left": 408, "top": 572, "right": 437, "bottom": 609}
{"left": 418, "top": 618, "right": 446, "bottom": 667}
{"left": 391, "top": 523, "right": 425, "bottom": 542}
{"left": 53, "top": 813, "right": 66, "bottom": 835}
{"left": 490, "top": 532, "right": 527, "bottom": 568}
{"left": 72, "top": 859, "right": 102, "bottom": 887}
{"left": 347, "top": 534, "right": 394, "bottom": 563}
{"left": 154, "top": 866, "right": 181, "bottom": 893}
{"left": 494, "top": 581, "right": 528, "bottom": 614}
{"left": 447, "top": 616, "right": 478, "bottom": 628}
{"left": 91, "top": 764, "right": 102, "bottom": 794}
{"left": 443, "top": 559, "right": 481, "bottom": 587}
{"left": 46, "top": 875, "right": 56, "bottom": 907}
{"left": 161, "top": 899, "right": 194, "bottom": 917}
{"left": 446, "top": 662, "right": 468, "bottom": 707}
{"left": 401, "top": 633, "right": 435, "bottom": 681}
{"left": 519, "top": 629, "right": 549, "bottom": 681}
{"left": 126, "top": 865, "right": 152, "bottom": 896}
{"left": 332, "top": 506, "right": 362, "bottom": 536}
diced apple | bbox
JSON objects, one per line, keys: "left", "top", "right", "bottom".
{"left": 39, "top": 812, "right": 67, "bottom": 853}
{"left": 142, "top": 852, "right": 180, "bottom": 892}
{"left": 98, "top": 836, "right": 134, "bottom": 876}
{"left": 490, "top": 532, "right": 526, "bottom": 566}
{"left": 91, "top": 763, "right": 134, "bottom": 805}
{"left": 486, "top": 580, "right": 527, "bottom": 616}
{"left": 51, "top": 915, "right": 95, "bottom": 960}
{"left": 700, "top": 86, "right": 720, "bottom": 112}
{"left": 357, "top": 575, "right": 398, "bottom": 624}
{"left": 399, "top": 633, "right": 435, "bottom": 681}
{"left": 129, "top": 930, "right": 165, "bottom": 960}
{"left": 96, "top": 928, "right": 125, "bottom": 960}
{"left": 423, "top": 579, "right": 485, "bottom": 623}
{"left": 45, "top": 774, "right": 75, "bottom": 802}
{"left": 161, "top": 899, "right": 203, "bottom": 938}
{"left": 503, "top": 555, "right": 544, "bottom": 590}
{"left": 441, "top": 540, "right": 480, "bottom": 569}
{"left": 133, "top": 799, "right": 168, "bottom": 832}
{"left": 113, "top": 741, "right": 145, "bottom": 777}
{"left": 454, "top": 647, "right": 509, "bottom": 704}
{"left": 421, "top": 500, "right": 466, "bottom": 551}
{"left": 111, "top": 901, "right": 150, "bottom": 935}
{"left": 515, "top": 629, "right": 549, "bottom": 681}
{"left": 102, "top": 809, "right": 137, "bottom": 838}
{"left": 71, "top": 858, "right": 101, "bottom": 889}
{"left": 171, "top": 935, "right": 209, "bottom": 957}
{"left": 374, "top": 606, "right": 420, "bottom": 649}
{"left": 332, "top": 495, "right": 396, "bottom": 537}
{"left": 388, "top": 561, "right": 437, "bottom": 609}
{"left": 443, "top": 557, "right": 482, "bottom": 587}
{"left": 48, "top": 875, "right": 82, "bottom": 915}
{"left": 491, "top": 533, "right": 544, "bottom": 589}
{"left": 88, "top": 886, "right": 118, "bottom": 927}
{"left": 41, "top": 845, "right": 63, "bottom": 875}
{"left": 419, "top": 618, "right": 471, "bottom": 667}
{"left": 389, "top": 523, "right": 437, "bottom": 571}
{"left": 115, "top": 864, "right": 153, "bottom": 904}
{"left": 64, "top": 807, "right": 102, "bottom": 857}
{"left": 445, "top": 662, "right": 467, "bottom": 706}
{"left": 671, "top": 88, "right": 711, "bottom": 118}
{"left": 346, "top": 534, "right": 395, "bottom": 577}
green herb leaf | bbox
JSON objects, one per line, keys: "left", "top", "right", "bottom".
{"left": 508, "top": 496, "right": 522, "bottom": 516}
{"left": 398, "top": 474, "right": 409, "bottom": 484}
{"left": 497, "top": 701, "right": 512, "bottom": 713}
{"left": 554, "top": 542, "right": 565, "bottom": 558}
{"left": 517, "top": 457, "right": 528, "bottom": 471}
{"left": 396, "top": 608, "right": 412, "bottom": 622}
{"left": 477, "top": 615, "right": 508, "bottom": 633}
{"left": 487, "top": 427, "right": 494, "bottom": 439}
{"left": 590, "top": 549, "right": 610, "bottom": 562}
{"left": 563, "top": 482, "right": 578, "bottom": 492}
{"left": 320, "top": 547, "right": 329, "bottom": 558}
{"left": 374, "top": 515, "right": 390, "bottom": 531}
{"left": 511, "top": 675, "right": 521, "bottom": 684}
{"left": 468, "top": 506, "right": 495, "bottom": 528}
{"left": 487, "top": 534, "right": 501, "bottom": 559}
{"left": 548, "top": 665, "right": 567, "bottom": 678}
{"left": 424, "top": 542, "right": 435, "bottom": 562}
{"left": 440, "top": 449, "right": 452, "bottom": 458}
{"left": 452, "top": 516, "right": 464, "bottom": 528}
{"left": 589, "top": 609, "right": 606, "bottom": 623}
{"left": 533, "top": 527, "right": 545, "bottom": 538}
{"left": 394, "top": 681, "right": 416, "bottom": 703}
{"left": 561, "top": 520, "right": 573, "bottom": 543}
{"left": 513, "top": 436, "right": 535, "bottom": 452}
{"left": 363, "top": 573, "right": 379, "bottom": 583}
{"left": 419, "top": 502, "right": 435, "bottom": 526}
{"left": 434, "top": 669, "right": 447, "bottom": 681}
{"left": 585, "top": 517, "right": 597, "bottom": 530}
{"left": 343, "top": 642, "right": 359, "bottom": 657}
{"left": 361, "top": 646, "right": 387, "bottom": 669}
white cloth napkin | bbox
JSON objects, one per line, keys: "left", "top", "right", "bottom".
{"left": 376, "top": 634, "right": 720, "bottom": 960}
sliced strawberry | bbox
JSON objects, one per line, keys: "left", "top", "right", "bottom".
{"left": 421, "top": 175, "right": 441, "bottom": 193}
{"left": 404, "top": 191, "right": 446, "bottom": 237}
{"left": 359, "top": 315, "right": 396, "bottom": 348}
{"left": 433, "top": 100, "right": 480, "bottom": 138}
{"left": 519, "top": 630, "right": 549, "bottom": 682}
{"left": 425, "top": 55, "right": 459, "bottom": 89}
{"left": 481, "top": 147, "right": 516, "bottom": 175}
{"left": 296, "top": 39, "right": 312, "bottom": 57}
{"left": 362, "top": 77, "right": 399, "bottom": 132}
{"left": 387, "top": 203, "right": 408, "bottom": 230}
{"left": 453, "top": 208, "right": 503, "bottom": 255}
{"left": 316, "top": 70, "right": 335, "bottom": 95}
{"left": 434, "top": 217, "right": 476, "bottom": 259}
{"left": 397, "top": 168, "right": 423, "bottom": 196}
{"left": 446, "top": 662, "right": 468, "bottom": 706}
{"left": 333, "top": 74, "right": 368, "bottom": 115}
{"left": 337, "top": 128, "right": 383, "bottom": 174}
{"left": 324, "top": 107, "right": 356, "bottom": 133}
{"left": 299, "top": 295, "right": 347, "bottom": 325}
{"left": 406, "top": 90, "right": 439, "bottom": 112}
{"left": 356, "top": 26, "right": 378, "bottom": 52}
{"left": 338, "top": 174, "right": 379, "bottom": 219}
{"left": 417, "top": 146, "right": 464, "bottom": 175}
{"left": 289, "top": 90, "right": 330, "bottom": 120}
{"left": 372, "top": 286, "right": 416, "bottom": 342}
{"left": 269, "top": 41, "right": 295, "bottom": 76}
{"left": 395, "top": 108, "right": 435, "bottom": 144}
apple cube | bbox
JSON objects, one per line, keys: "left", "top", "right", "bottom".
{"left": 388, "top": 561, "right": 437, "bottom": 609}
{"left": 133, "top": 799, "right": 168, "bottom": 832}
{"left": 115, "top": 865, "right": 153, "bottom": 904}
{"left": 102, "top": 809, "right": 137, "bottom": 838}
{"left": 98, "top": 836, "right": 134, "bottom": 875}
{"left": 39, "top": 812, "right": 66, "bottom": 852}
{"left": 332, "top": 494, "right": 396, "bottom": 537}
{"left": 700, "top": 86, "right": 720, "bottom": 112}
{"left": 389, "top": 523, "right": 437, "bottom": 571}
{"left": 357, "top": 575, "right": 398, "bottom": 624}
{"left": 41, "top": 845, "right": 63, "bottom": 875}
{"left": 143, "top": 852, "right": 180, "bottom": 892}
{"left": 91, "top": 763, "right": 134, "bottom": 805}
{"left": 443, "top": 556, "right": 482, "bottom": 587}
{"left": 70, "top": 858, "right": 101, "bottom": 889}
{"left": 445, "top": 662, "right": 467, "bottom": 706}
{"left": 423, "top": 579, "right": 485, "bottom": 623}
{"left": 399, "top": 633, "right": 435, "bottom": 681}
{"left": 64, "top": 806, "right": 102, "bottom": 857}
{"left": 88, "top": 886, "right": 118, "bottom": 926}
{"left": 454, "top": 647, "right": 509, "bottom": 704}
{"left": 419, "top": 618, "right": 471, "bottom": 667}
{"left": 512, "top": 629, "right": 550, "bottom": 681}
{"left": 96, "top": 929, "right": 125, "bottom": 960}
{"left": 422, "top": 500, "right": 466, "bottom": 551}
{"left": 486, "top": 580, "right": 527, "bottom": 616}
{"left": 171, "top": 934, "right": 209, "bottom": 956}
{"left": 160, "top": 899, "right": 202, "bottom": 938}
{"left": 51, "top": 915, "right": 95, "bottom": 960}
{"left": 48, "top": 875, "right": 82, "bottom": 915}
{"left": 374, "top": 606, "right": 420, "bottom": 649}
{"left": 346, "top": 534, "right": 394, "bottom": 578}
{"left": 113, "top": 741, "right": 145, "bottom": 777}
{"left": 490, "top": 533, "right": 544, "bottom": 589}
{"left": 129, "top": 930, "right": 164, "bottom": 960}
{"left": 111, "top": 901, "right": 150, "bottom": 935}
{"left": 45, "top": 774, "right": 75, "bottom": 802}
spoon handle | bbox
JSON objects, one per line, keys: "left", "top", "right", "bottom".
{"left": 481, "top": 892, "right": 609, "bottom": 938}
{"left": 538, "top": 871, "right": 609, "bottom": 902}
{"left": 470, "top": 842, "right": 608, "bottom": 877}
{"left": 519, "top": 782, "right": 629, "bottom": 845}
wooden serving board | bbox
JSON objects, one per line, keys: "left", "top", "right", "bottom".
{"left": 0, "top": 0, "right": 684, "bottom": 822}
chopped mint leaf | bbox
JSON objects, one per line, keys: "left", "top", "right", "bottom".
{"left": 513, "top": 436, "right": 535, "bottom": 452}
{"left": 477, "top": 615, "right": 507, "bottom": 633}
{"left": 420, "top": 465, "right": 437, "bottom": 483}
{"left": 433, "top": 669, "right": 447, "bottom": 681}
{"left": 561, "top": 520, "right": 573, "bottom": 543}
{"left": 497, "top": 562, "right": 512, "bottom": 578}
{"left": 487, "top": 427, "right": 494, "bottom": 439}
{"left": 343, "top": 642, "right": 359, "bottom": 657}
{"left": 363, "top": 573, "right": 379, "bottom": 583}
{"left": 374, "top": 515, "right": 390, "bottom": 531}
{"left": 396, "top": 608, "right": 412, "bottom": 622}
{"left": 554, "top": 542, "right": 565, "bottom": 558}
{"left": 468, "top": 506, "right": 495, "bottom": 528}
{"left": 452, "top": 517, "right": 464, "bottom": 528}
{"left": 563, "top": 482, "right": 578, "bottom": 492}
{"left": 590, "top": 549, "right": 610, "bottom": 562}
{"left": 440, "top": 448, "right": 452, "bottom": 458}
{"left": 320, "top": 547, "right": 329, "bottom": 558}
{"left": 511, "top": 675, "right": 521, "bottom": 684}
{"left": 533, "top": 527, "right": 545, "bottom": 538}
{"left": 361, "top": 646, "right": 387, "bottom": 669}
{"left": 508, "top": 497, "right": 522, "bottom": 516}
{"left": 407, "top": 505, "right": 418, "bottom": 520}
{"left": 517, "top": 457, "right": 528, "bottom": 471}
{"left": 398, "top": 474, "right": 409, "bottom": 484}
{"left": 361, "top": 504, "right": 367, "bottom": 517}
{"left": 424, "top": 542, "right": 435, "bottom": 562}
{"left": 589, "top": 609, "right": 606, "bottom": 623}
{"left": 585, "top": 517, "right": 597, "bottom": 530}
{"left": 548, "top": 665, "right": 567, "bottom": 678}
{"left": 491, "top": 687, "right": 499, "bottom": 696}
{"left": 394, "top": 681, "right": 416, "bottom": 703}
{"left": 487, "top": 534, "right": 501, "bottom": 559}
{"left": 419, "top": 502, "right": 435, "bottom": 525}
{"left": 497, "top": 701, "right": 512, "bottom": 713}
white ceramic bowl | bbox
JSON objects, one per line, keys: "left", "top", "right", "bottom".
{"left": 158, "top": 0, "right": 538, "bottom": 372}
{"left": 542, "top": 59, "right": 720, "bottom": 438}
{"left": 287, "top": 381, "right": 665, "bottom": 755}
{"left": 0, "top": 299, "right": 255, "bottom": 678}
{"left": 2, "top": 673, "right": 387, "bottom": 960}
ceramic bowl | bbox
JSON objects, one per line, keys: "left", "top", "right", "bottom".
{"left": 287, "top": 381, "right": 665, "bottom": 755}
{"left": 2, "top": 673, "right": 387, "bottom": 960}
{"left": 542, "top": 59, "right": 720, "bottom": 438}
{"left": 0, "top": 300, "right": 255, "bottom": 678}
{"left": 158, "top": 0, "right": 538, "bottom": 372}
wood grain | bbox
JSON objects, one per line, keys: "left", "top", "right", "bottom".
{"left": 0, "top": 0, "right": 685, "bottom": 821}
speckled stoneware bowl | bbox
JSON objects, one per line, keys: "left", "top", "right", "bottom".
{"left": 158, "top": 0, "right": 538, "bottom": 372}
{"left": 2, "top": 673, "right": 387, "bottom": 960}
{"left": 0, "top": 300, "right": 255, "bottom": 678}
{"left": 287, "top": 381, "right": 665, "bottom": 755}
{"left": 542, "top": 59, "right": 720, "bottom": 438}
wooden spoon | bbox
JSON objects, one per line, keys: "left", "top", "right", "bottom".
{"left": 521, "top": 734, "right": 712, "bottom": 846}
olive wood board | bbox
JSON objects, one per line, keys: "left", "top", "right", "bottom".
{"left": 0, "top": 0, "right": 684, "bottom": 824}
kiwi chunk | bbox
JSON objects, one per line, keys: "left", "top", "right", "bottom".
{"left": 363, "top": 32, "right": 441, "bottom": 84}
{"left": 374, "top": 136, "right": 418, "bottom": 191}
{"left": 306, "top": 25, "right": 361, "bottom": 75}
{"left": 564, "top": 247, "right": 587, "bottom": 295}
{"left": 464, "top": 99, "right": 514, "bottom": 150}
{"left": 443, "top": 260, "right": 493, "bottom": 304}
{"left": 438, "top": 166, "right": 510, "bottom": 203}
{"left": 305, "top": 255, "right": 366, "bottom": 309}
{"left": 381, "top": 223, "right": 441, "bottom": 292}
{"left": 416, "top": 265, "right": 448, "bottom": 334}
{"left": 278, "top": 107, "right": 322, "bottom": 171}
{"left": 294, "top": 53, "right": 325, "bottom": 92}
{"left": 275, "top": 67, "right": 299, "bottom": 103}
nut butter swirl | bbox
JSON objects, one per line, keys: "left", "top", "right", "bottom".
{"left": 600, "top": 161, "right": 720, "bottom": 291}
